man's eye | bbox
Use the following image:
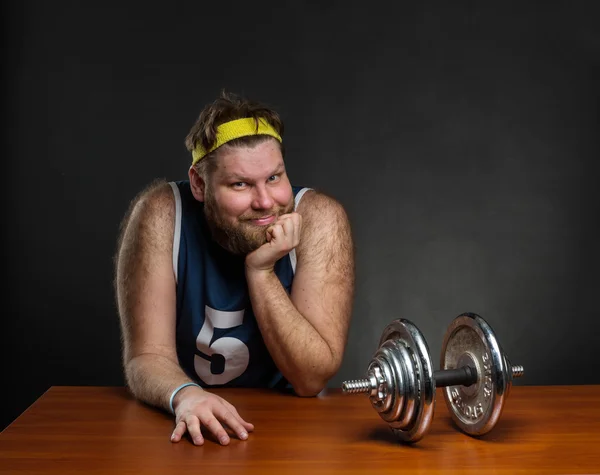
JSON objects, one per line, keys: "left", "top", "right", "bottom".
{"left": 232, "top": 182, "right": 247, "bottom": 189}
{"left": 268, "top": 175, "right": 279, "bottom": 182}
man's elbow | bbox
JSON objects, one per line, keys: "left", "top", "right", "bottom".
{"left": 293, "top": 379, "right": 327, "bottom": 397}
{"left": 123, "top": 356, "right": 142, "bottom": 394}
{"left": 123, "top": 353, "right": 158, "bottom": 396}
{"left": 291, "top": 365, "right": 339, "bottom": 397}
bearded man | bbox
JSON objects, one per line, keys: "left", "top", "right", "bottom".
{"left": 114, "top": 91, "right": 355, "bottom": 447}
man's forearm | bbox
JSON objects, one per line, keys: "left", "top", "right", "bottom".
{"left": 125, "top": 353, "right": 197, "bottom": 412}
{"left": 246, "top": 268, "right": 336, "bottom": 396}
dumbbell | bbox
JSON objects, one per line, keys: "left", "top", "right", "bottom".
{"left": 341, "top": 312, "right": 524, "bottom": 443}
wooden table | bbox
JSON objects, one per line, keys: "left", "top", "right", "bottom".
{"left": 1, "top": 385, "right": 599, "bottom": 474}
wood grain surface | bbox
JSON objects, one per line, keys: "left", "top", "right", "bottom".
{"left": 1, "top": 385, "right": 599, "bottom": 474}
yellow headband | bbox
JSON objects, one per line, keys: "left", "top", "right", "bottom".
{"left": 191, "top": 117, "right": 282, "bottom": 165}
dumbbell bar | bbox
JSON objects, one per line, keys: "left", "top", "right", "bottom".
{"left": 341, "top": 313, "right": 524, "bottom": 443}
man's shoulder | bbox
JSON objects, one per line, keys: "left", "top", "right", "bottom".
{"left": 295, "top": 189, "right": 351, "bottom": 243}
{"left": 294, "top": 188, "right": 353, "bottom": 261}
{"left": 128, "top": 179, "right": 175, "bottom": 214}
{"left": 116, "top": 179, "right": 177, "bottom": 265}
{"left": 119, "top": 179, "right": 176, "bottom": 237}
{"left": 296, "top": 188, "right": 347, "bottom": 219}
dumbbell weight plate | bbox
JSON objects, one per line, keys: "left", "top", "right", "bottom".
{"left": 378, "top": 319, "right": 435, "bottom": 442}
{"left": 440, "top": 313, "right": 512, "bottom": 436}
{"left": 367, "top": 339, "right": 408, "bottom": 424}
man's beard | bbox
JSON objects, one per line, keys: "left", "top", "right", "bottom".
{"left": 204, "top": 194, "right": 294, "bottom": 256}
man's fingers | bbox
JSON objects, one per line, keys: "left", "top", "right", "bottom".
{"left": 265, "top": 213, "right": 302, "bottom": 247}
{"left": 279, "top": 215, "right": 300, "bottom": 246}
{"left": 270, "top": 217, "right": 297, "bottom": 239}
{"left": 170, "top": 420, "right": 187, "bottom": 443}
{"left": 276, "top": 213, "right": 301, "bottom": 241}
{"left": 270, "top": 223, "right": 286, "bottom": 241}
{"left": 184, "top": 416, "right": 205, "bottom": 446}
{"left": 265, "top": 223, "right": 284, "bottom": 243}
{"left": 281, "top": 217, "right": 295, "bottom": 236}
{"left": 172, "top": 392, "right": 254, "bottom": 446}
{"left": 226, "top": 404, "right": 255, "bottom": 432}
{"left": 217, "top": 407, "right": 250, "bottom": 441}
{"left": 200, "top": 414, "right": 231, "bottom": 446}
{"left": 171, "top": 418, "right": 205, "bottom": 446}
{"left": 275, "top": 213, "right": 300, "bottom": 227}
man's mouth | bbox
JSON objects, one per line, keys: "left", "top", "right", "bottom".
{"left": 248, "top": 215, "right": 276, "bottom": 226}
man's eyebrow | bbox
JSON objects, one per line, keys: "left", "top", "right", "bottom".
{"left": 222, "top": 163, "right": 286, "bottom": 181}
{"left": 271, "top": 163, "right": 286, "bottom": 174}
{"left": 224, "top": 173, "right": 248, "bottom": 181}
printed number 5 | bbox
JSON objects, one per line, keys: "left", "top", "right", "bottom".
{"left": 194, "top": 306, "right": 250, "bottom": 385}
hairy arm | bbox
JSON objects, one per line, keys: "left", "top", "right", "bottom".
{"left": 115, "top": 180, "right": 191, "bottom": 409}
{"left": 245, "top": 191, "right": 355, "bottom": 396}
{"left": 115, "top": 180, "right": 253, "bottom": 445}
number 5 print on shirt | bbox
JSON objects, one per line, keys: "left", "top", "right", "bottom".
{"left": 194, "top": 306, "right": 250, "bottom": 385}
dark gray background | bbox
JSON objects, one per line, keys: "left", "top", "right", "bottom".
{"left": 3, "top": 1, "right": 599, "bottom": 431}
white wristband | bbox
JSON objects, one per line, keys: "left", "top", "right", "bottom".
{"left": 169, "top": 382, "right": 201, "bottom": 414}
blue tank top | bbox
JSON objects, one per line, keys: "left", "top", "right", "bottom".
{"left": 169, "top": 181, "right": 311, "bottom": 389}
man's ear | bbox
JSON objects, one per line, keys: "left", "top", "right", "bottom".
{"left": 188, "top": 166, "right": 206, "bottom": 202}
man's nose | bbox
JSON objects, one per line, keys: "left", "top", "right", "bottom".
{"left": 251, "top": 185, "right": 274, "bottom": 210}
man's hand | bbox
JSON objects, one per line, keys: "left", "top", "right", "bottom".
{"left": 170, "top": 386, "right": 254, "bottom": 446}
{"left": 245, "top": 213, "right": 302, "bottom": 272}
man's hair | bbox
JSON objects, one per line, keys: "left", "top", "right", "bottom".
{"left": 185, "top": 90, "right": 285, "bottom": 177}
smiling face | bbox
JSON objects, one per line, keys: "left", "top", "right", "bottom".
{"left": 190, "top": 138, "right": 294, "bottom": 255}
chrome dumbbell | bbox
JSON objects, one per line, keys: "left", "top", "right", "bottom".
{"left": 342, "top": 313, "right": 524, "bottom": 442}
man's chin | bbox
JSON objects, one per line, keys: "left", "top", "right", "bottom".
{"left": 218, "top": 229, "right": 267, "bottom": 256}
{"left": 227, "top": 240, "right": 265, "bottom": 256}
{"left": 240, "top": 235, "right": 268, "bottom": 254}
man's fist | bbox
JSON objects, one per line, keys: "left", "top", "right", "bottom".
{"left": 245, "top": 212, "right": 302, "bottom": 272}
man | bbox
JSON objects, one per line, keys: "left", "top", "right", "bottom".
{"left": 114, "top": 91, "right": 355, "bottom": 447}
